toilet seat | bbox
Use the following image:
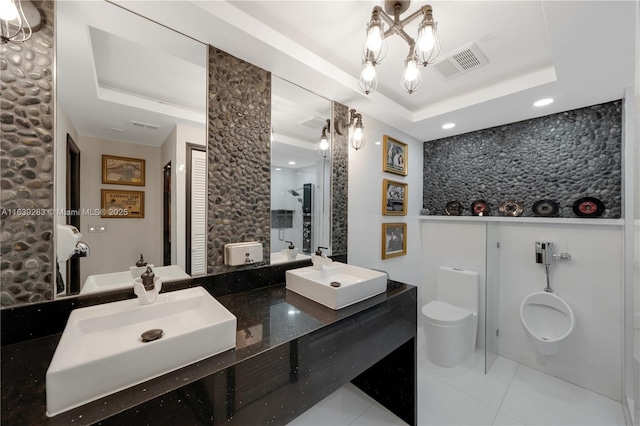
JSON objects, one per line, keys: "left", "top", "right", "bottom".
{"left": 422, "top": 300, "right": 473, "bottom": 326}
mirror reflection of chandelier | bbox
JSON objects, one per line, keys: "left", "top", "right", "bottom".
{"left": 0, "top": 0, "right": 41, "bottom": 44}
{"left": 359, "top": 0, "right": 441, "bottom": 95}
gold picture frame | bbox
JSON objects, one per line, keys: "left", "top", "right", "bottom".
{"left": 102, "top": 154, "right": 146, "bottom": 186}
{"left": 382, "top": 179, "right": 408, "bottom": 216}
{"left": 382, "top": 135, "right": 408, "bottom": 176}
{"left": 382, "top": 223, "right": 407, "bottom": 259}
{"left": 101, "top": 189, "right": 144, "bottom": 218}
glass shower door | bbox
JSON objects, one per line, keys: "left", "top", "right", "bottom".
{"left": 485, "top": 222, "right": 500, "bottom": 373}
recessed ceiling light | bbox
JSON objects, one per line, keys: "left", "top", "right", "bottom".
{"left": 533, "top": 98, "right": 554, "bottom": 107}
{"left": 375, "top": 141, "right": 381, "bottom": 145}
{"left": 288, "top": 161, "right": 295, "bottom": 165}
{"left": 275, "top": 168, "right": 282, "bottom": 171}
{"left": 442, "top": 123, "right": 455, "bottom": 129}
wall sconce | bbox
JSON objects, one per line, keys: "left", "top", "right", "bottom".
{"left": 319, "top": 119, "right": 330, "bottom": 158}
{"left": 0, "top": 0, "right": 41, "bottom": 44}
{"left": 336, "top": 109, "right": 366, "bottom": 151}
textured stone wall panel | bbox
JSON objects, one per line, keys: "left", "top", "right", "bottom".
{"left": 423, "top": 101, "right": 622, "bottom": 218}
{"left": 0, "top": 0, "right": 55, "bottom": 306}
{"left": 331, "top": 102, "right": 348, "bottom": 254}
{"left": 207, "top": 46, "right": 271, "bottom": 274}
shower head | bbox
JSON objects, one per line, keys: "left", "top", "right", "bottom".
{"left": 288, "top": 189, "right": 300, "bottom": 197}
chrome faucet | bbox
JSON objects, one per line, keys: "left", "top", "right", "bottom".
{"left": 311, "top": 246, "right": 333, "bottom": 270}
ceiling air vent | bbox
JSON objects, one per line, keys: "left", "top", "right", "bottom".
{"left": 131, "top": 120, "right": 160, "bottom": 130}
{"left": 431, "top": 42, "right": 488, "bottom": 80}
{"left": 298, "top": 116, "right": 328, "bottom": 130}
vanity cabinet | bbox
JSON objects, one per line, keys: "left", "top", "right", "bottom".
{"left": 1, "top": 279, "right": 417, "bottom": 425}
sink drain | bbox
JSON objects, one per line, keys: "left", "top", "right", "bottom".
{"left": 141, "top": 329, "right": 163, "bottom": 342}
{"left": 330, "top": 281, "right": 341, "bottom": 288}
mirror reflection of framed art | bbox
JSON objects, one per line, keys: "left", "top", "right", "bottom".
{"left": 102, "top": 155, "right": 146, "bottom": 186}
{"left": 101, "top": 189, "right": 145, "bottom": 218}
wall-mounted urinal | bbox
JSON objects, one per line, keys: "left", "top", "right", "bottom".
{"left": 520, "top": 291, "right": 575, "bottom": 355}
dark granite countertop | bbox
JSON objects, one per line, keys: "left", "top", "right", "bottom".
{"left": 1, "top": 280, "right": 416, "bottom": 425}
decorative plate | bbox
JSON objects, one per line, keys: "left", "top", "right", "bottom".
{"left": 499, "top": 200, "right": 524, "bottom": 217}
{"left": 470, "top": 200, "right": 490, "bottom": 216}
{"left": 572, "top": 197, "right": 605, "bottom": 217}
{"left": 531, "top": 199, "right": 560, "bottom": 217}
{"left": 445, "top": 201, "right": 463, "bottom": 216}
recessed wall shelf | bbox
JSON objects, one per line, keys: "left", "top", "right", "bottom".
{"left": 418, "top": 216, "right": 624, "bottom": 226}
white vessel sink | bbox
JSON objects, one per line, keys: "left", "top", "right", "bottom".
{"left": 46, "top": 287, "right": 236, "bottom": 417}
{"left": 81, "top": 265, "right": 190, "bottom": 295}
{"left": 285, "top": 262, "right": 387, "bottom": 309}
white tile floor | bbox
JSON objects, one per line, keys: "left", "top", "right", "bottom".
{"left": 287, "top": 333, "right": 627, "bottom": 426}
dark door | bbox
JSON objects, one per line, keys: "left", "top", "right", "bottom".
{"left": 66, "top": 134, "right": 81, "bottom": 294}
{"left": 163, "top": 162, "right": 171, "bottom": 266}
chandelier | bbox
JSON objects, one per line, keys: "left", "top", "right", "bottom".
{"left": 0, "top": 0, "right": 41, "bottom": 44}
{"left": 359, "top": 0, "right": 441, "bottom": 95}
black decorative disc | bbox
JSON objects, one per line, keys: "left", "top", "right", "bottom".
{"left": 470, "top": 200, "right": 490, "bottom": 216}
{"left": 445, "top": 201, "right": 463, "bottom": 216}
{"left": 572, "top": 197, "right": 605, "bottom": 218}
{"left": 532, "top": 199, "right": 560, "bottom": 217}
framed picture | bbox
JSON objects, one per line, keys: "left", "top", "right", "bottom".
{"left": 101, "top": 189, "right": 144, "bottom": 218}
{"left": 382, "top": 223, "right": 407, "bottom": 259}
{"left": 382, "top": 179, "right": 408, "bottom": 216}
{"left": 102, "top": 154, "right": 145, "bottom": 186}
{"left": 382, "top": 135, "right": 408, "bottom": 176}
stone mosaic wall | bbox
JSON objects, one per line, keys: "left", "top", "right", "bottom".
{"left": 207, "top": 46, "right": 271, "bottom": 274}
{"left": 0, "top": 1, "right": 55, "bottom": 306}
{"left": 423, "top": 101, "right": 622, "bottom": 218}
{"left": 331, "top": 102, "right": 348, "bottom": 255}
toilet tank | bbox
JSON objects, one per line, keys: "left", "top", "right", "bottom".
{"left": 437, "top": 266, "right": 479, "bottom": 313}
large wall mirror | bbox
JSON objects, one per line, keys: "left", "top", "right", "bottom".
{"left": 55, "top": 1, "right": 207, "bottom": 297}
{"left": 270, "top": 77, "right": 332, "bottom": 265}
{"left": 3, "top": 0, "right": 346, "bottom": 305}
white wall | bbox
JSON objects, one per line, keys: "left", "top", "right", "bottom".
{"left": 497, "top": 223, "right": 622, "bottom": 401}
{"left": 76, "top": 136, "right": 163, "bottom": 286}
{"left": 347, "top": 113, "right": 423, "bottom": 289}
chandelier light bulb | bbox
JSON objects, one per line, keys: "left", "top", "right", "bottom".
{"left": 0, "top": 0, "right": 18, "bottom": 20}
{"left": 417, "top": 23, "right": 435, "bottom": 52}
{"left": 403, "top": 58, "right": 419, "bottom": 82}
{"left": 401, "top": 56, "right": 423, "bottom": 94}
{"left": 366, "top": 23, "right": 383, "bottom": 52}
{"left": 361, "top": 61, "right": 376, "bottom": 82}
{"left": 358, "top": 61, "right": 378, "bottom": 95}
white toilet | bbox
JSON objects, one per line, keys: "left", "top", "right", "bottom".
{"left": 422, "top": 266, "right": 479, "bottom": 368}
{"left": 520, "top": 291, "right": 575, "bottom": 355}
